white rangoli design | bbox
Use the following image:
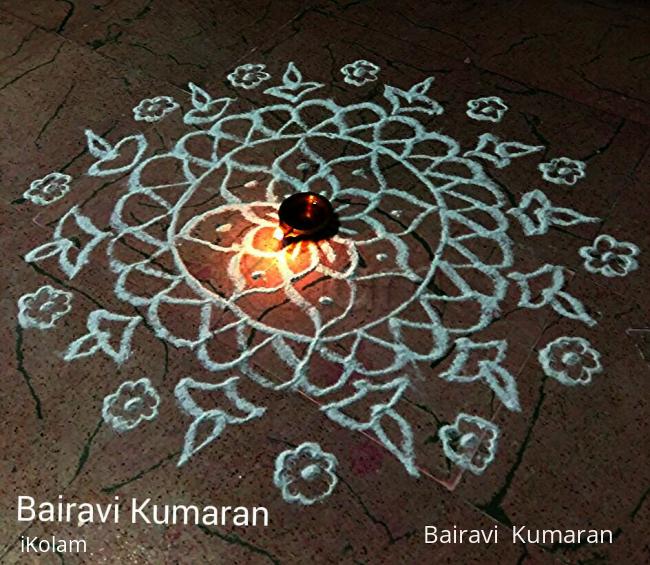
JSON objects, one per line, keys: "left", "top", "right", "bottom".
{"left": 340, "top": 59, "right": 380, "bottom": 86}
{"left": 17, "top": 285, "right": 73, "bottom": 329}
{"left": 19, "top": 61, "right": 641, "bottom": 490}
{"left": 439, "top": 413, "right": 499, "bottom": 475}
{"left": 508, "top": 189, "right": 599, "bottom": 236}
{"left": 24, "top": 172, "right": 72, "bottom": 205}
{"left": 133, "top": 96, "right": 180, "bottom": 122}
{"left": 175, "top": 376, "right": 266, "bottom": 467}
{"left": 466, "top": 96, "right": 509, "bottom": 123}
{"left": 63, "top": 309, "right": 141, "bottom": 365}
{"left": 24, "top": 205, "right": 111, "bottom": 279}
{"left": 102, "top": 377, "right": 161, "bottom": 432}
{"left": 85, "top": 129, "right": 148, "bottom": 177}
{"left": 440, "top": 338, "right": 520, "bottom": 412}
{"left": 509, "top": 264, "right": 597, "bottom": 326}
{"left": 273, "top": 442, "right": 338, "bottom": 505}
{"left": 579, "top": 234, "right": 640, "bottom": 277}
{"left": 538, "top": 336, "right": 602, "bottom": 386}
{"left": 227, "top": 63, "right": 271, "bottom": 90}
{"left": 538, "top": 156, "right": 586, "bottom": 186}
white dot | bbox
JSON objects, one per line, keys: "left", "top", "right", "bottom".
{"left": 319, "top": 296, "right": 334, "bottom": 306}
{"left": 300, "top": 464, "right": 320, "bottom": 480}
{"left": 244, "top": 180, "right": 258, "bottom": 188}
{"left": 252, "top": 271, "right": 264, "bottom": 280}
{"left": 216, "top": 223, "right": 232, "bottom": 233}
{"left": 390, "top": 210, "right": 402, "bottom": 217}
{"left": 376, "top": 253, "right": 388, "bottom": 261}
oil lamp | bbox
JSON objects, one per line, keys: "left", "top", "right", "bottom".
{"left": 277, "top": 192, "right": 335, "bottom": 245}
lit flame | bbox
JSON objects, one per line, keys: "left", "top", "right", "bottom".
{"left": 291, "top": 240, "right": 302, "bottom": 260}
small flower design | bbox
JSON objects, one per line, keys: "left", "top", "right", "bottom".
{"left": 273, "top": 442, "right": 338, "bottom": 505}
{"left": 227, "top": 63, "right": 271, "bottom": 90}
{"left": 133, "top": 96, "right": 180, "bottom": 122}
{"left": 24, "top": 172, "right": 72, "bottom": 205}
{"left": 340, "top": 59, "right": 380, "bottom": 86}
{"left": 539, "top": 157, "right": 586, "bottom": 186}
{"left": 466, "top": 96, "right": 509, "bottom": 123}
{"left": 439, "top": 414, "right": 499, "bottom": 475}
{"left": 539, "top": 336, "right": 602, "bottom": 386}
{"left": 102, "top": 377, "right": 161, "bottom": 432}
{"left": 579, "top": 234, "right": 640, "bottom": 277}
{"left": 17, "top": 285, "right": 73, "bottom": 329}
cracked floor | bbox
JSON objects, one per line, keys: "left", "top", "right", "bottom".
{"left": 1, "top": 0, "right": 649, "bottom": 563}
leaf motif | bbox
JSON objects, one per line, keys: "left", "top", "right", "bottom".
{"left": 464, "top": 133, "right": 544, "bottom": 168}
{"left": 264, "top": 62, "right": 324, "bottom": 103}
{"left": 548, "top": 207, "right": 600, "bottom": 227}
{"left": 374, "top": 410, "right": 419, "bottom": 477}
{"left": 321, "top": 378, "right": 410, "bottom": 429}
{"left": 496, "top": 141, "right": 543, "bottom": 160}
{"left": 178, "top": 412, "right": 226, "bottom": 467}
{"left": 62, "top": 333, "right": 100, "bottom": 360}
{"left": 24, "top": 207, "right": 111, "bottom": 278}
{"left": 439, "top": 338, "right": 520, "bottom": 412}
{"left": 411, "top": 76, "right": 434, "bottom": 95}
{"left": 175, "top": 376, "right": 266, "bottom": 466}
{"left": 552, "top": 291, "right": 597, "bottom": 327}
{"left": 383, "top": 78, "right": 443, "bottom": 116}
{"left": 320, "top": 378, "right": 418, "bottom": 475}
{"left": 63, "top": 309, "right": 141, "bottom": 364}
{"left": 24, "top": 240, "right": 68, "bottom": 263}
{"left": 86, "top": 132, "right": 148, "bottom": 177}
{"left": 85, "top": 129, "right": 113, "bottom": 159}
{"left": 282, "top": 62, "right": 302, "bottom": 87}
{"left": 188, "top": 82, "right": 213, "bottom": 111}
{"left": 509, "top": 190, "right": 599, "bottom": 236}
{"left": 483, "top": 365, "right": 521, "bottom": 412}
{"left": 509, "top": 264, "right": 596, "bottom": 326}
{"left": 183, "top": 97, "right": 234, "bottom": 126}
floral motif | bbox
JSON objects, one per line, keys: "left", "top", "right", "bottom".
{"left": 538, "top": 336, "right": 602, "bottom": 386}
{"left": 85, "top": 129, "right": 147, "bottom": 176}
{"left": 508, "top": 189, "right": 599, "bottom": 236}
{"left": 440, "top": 338, "right": 520, "bottom": 412}
{"left": 24, "top": 206, "right": 111, "bottom": 279}
{"left": 227, "top": 63, "right": 271, "bottom": 90}
{"left": 322, "top": 378, "right": 418, "bottom": 476}
{"left": 463, "top": 133, "right": 543, "bottom": 168}
{"left": 509, "top": 264, "right": 596, "bottom": 326}
{"left": 102, "top": 377, "right": 161, "bottom": 432}
{"left": 273, "top": 442, "right": 338, "bottom": 505}
{"left": 175, "top": 376, "right": 266, "bottom": 467}
{"left": 579, "top": 234, "right": 640, "bottom": 277}
{"left": 340, "top": 59, "right": 380, "bottom": 86}
{"left": 466, "top": 96, "right": 509, "bottom": 123}
{"left": 264, "top": 62, "right": 324, "bottom": 102}
{"left": 184, "top": 82, "right": 234, "bottom": 125}
{"left": 24, "top": 172, "right": 72, "bottom": 205}
{"left": 383, "top": 77, "right": 443, "bottom": 115}
{"left": 133, "top": 96, "right": 180, "bottom": 122}
{"left": 538, "top": 157, "right": 586, "bottom": 186}
{"left": 17, "top": 285, "right": 73, "bottom": 329}
{"left": 439, "top": 414, "right": 499, "bottom": 475}
{"left": 63, "top": 309, "right": 141, "bottom": 365}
